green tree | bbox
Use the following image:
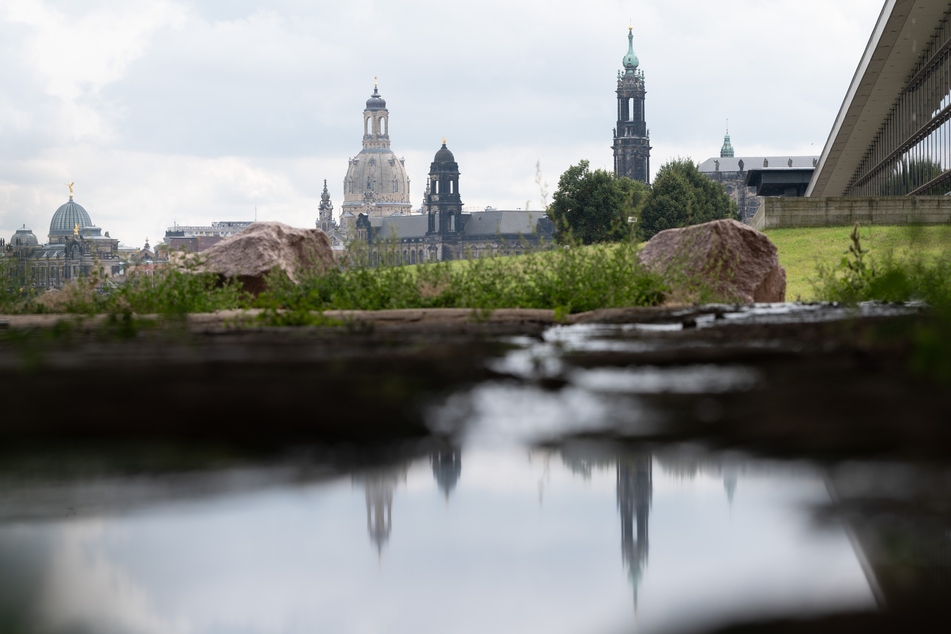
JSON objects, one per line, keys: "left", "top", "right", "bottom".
{"left": 548, "top": 160, "right": 634, "bottom": 244}
{"left": 639, "top": 158, "right": 737, "bottom": 240}
{"left": 880, "top": 158, "right": 945, "bottom": 195}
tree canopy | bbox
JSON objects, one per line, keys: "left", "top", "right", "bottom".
{"left": 547, "top": 158, "right": 737, "bottom": 244}
{"left": 548, "top": 160, "right": 631, "bottom": 244}
{"left": 638, "top": 159, "right": 737, "bottom": 240}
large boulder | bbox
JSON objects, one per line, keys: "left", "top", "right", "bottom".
{"left": 197, "top": 221, "right": 335, "bottom": 294}
{"left": 638, "top": 219, "right": 786, "bottom": 303}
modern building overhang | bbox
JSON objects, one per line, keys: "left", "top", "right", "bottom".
{"left": 807, "top": 0, "right": 951, "bottom": 197}
{"left": 745, "top": 168, "right": 816, "bottom": 197}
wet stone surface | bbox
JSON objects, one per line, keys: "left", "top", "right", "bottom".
{"left": 0, "top": 303, "right": 949, "bottom": 633}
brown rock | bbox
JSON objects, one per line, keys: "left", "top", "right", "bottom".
{"left": 638, "top": 219, "right": 786, "bottom": 303}
{"left": 197, "top": 221, "right": 335, "bottom": 294}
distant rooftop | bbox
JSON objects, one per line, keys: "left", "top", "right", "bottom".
{"left": 698, "top": 156, "right": 818, "bottom": 173}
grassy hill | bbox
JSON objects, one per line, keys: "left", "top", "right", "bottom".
{"left": 766, "top": 225, "right": 951, "bottom": 301}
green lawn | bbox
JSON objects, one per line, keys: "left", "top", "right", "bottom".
{"left": 766, "top": 225, "right": 951, "bottom": 301}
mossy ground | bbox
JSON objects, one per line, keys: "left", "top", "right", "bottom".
{"left": 766, "top": 225, "right": 951, "bottom": 301}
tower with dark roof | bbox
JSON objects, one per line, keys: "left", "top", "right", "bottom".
{"left": 425, "top": 141, "right": 463, "bottom": 236}
{"left": 612, "top": 27, "right": 651, "bottom": 184}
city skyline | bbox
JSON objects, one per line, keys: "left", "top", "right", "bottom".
{"left": 0, "top": 0, "right": 882, "bottom": 246}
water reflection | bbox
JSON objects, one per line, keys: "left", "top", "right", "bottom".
{"left": 0, "top": 446, "right": 879, "bottom": 634}
{"left": 618, "top": 453, "right": 651, "bottom": 607}
{"left": 432, "top": 448, "right": 462, "bottom": 500}
{"left": 360, "top": 466, "right": 406, "bottom": 554}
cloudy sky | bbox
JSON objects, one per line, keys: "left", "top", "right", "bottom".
{"left": 0, "top": 0, "right": 883, "bottom": 248}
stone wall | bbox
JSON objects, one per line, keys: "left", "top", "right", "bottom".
{"left": 752, "top": 197, "right": 951, "bottom": 230}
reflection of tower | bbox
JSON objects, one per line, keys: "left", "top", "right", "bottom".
{"left": 618, "top": 452, "right": 652, "bottom": 606}
{"left": 431, "top": 449, "right": 462, "bottom": 500}
{"left": 359, "top": 467, "right": 407, "bottom": 555}
{"left": 724, "top": 470, "right": 738, "bottom": 508}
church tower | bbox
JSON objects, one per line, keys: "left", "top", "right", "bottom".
{"left": 425, "top": 141, "right": 463, "bottom": 235}
{"left": 341, "top": 81, "right": 413, "bottom": 219}
{"left": 612, "top": 27, "right": 651, "bottom": 184}
{"left": 317, "top": 179, "right": 335, "bottom": 234}
{"left": 720, "top": 125, "right": 735, "bottom": 158}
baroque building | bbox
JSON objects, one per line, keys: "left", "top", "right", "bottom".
{"left": 613, "top": 27, "right": 651, "bottom": 184}
{"left": 355, "top": 142, "right": 553, "bottom": 263}
{"left": 341, "top": 82, "right": 412, "bottom": 223}
{"left": 2, "top": 185, "right": 121, "bottom": 288}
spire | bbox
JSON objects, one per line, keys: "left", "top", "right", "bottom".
{"left": 720, "top": 122, "right": 735, "bottom": 158}
{"left": 321, "top": 179, "right": 331, "bottom": 204}
{"left": 622, "top": 26, "right": 639, "bottom": 73}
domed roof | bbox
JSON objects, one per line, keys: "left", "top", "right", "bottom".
{"left": 11, "top": 225, "right": 38, "bottom": 247}
{"left": 49, "top": 199, "right": 93, "bottom": 238}
{"left": 434, "top": 142, "right": 455, "bottom": 163}
{"left": 366, "top": 86, "right": 387, "bottom": 111}
{"left": 343, "top": 148, "right": 411, "bottom": 205}
{"left": 622, "top": 28, "right": 639, "bottom": 71}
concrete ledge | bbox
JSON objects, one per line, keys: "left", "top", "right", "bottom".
{"left": 753, "top": 197, "right": 951, "bottom": 229}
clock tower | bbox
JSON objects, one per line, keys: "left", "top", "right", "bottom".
{"left": 612, "top": 27, "right": 651, "bottom": 184}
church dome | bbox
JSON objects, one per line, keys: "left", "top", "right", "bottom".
{"left": 343, "top": 149, "right": 411, "bottom": 204}
{"left": 49, "top": 199, "right": 93, "bottom": 240}
{"left": 10, "top": 225, "right": 38, "bottom": 247}
{"left": 366, "top": 87, "right": 387, "bottom": 111}
{"left": 434, "top": 142, "right": 455, "bottom": 163}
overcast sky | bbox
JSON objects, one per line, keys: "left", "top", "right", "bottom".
{"left": 0, "top": 0, "right": 883, "bottom": 248}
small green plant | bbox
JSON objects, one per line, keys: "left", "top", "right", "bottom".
{"left": 812, "top": 224, "right": 951, "bottom": 382}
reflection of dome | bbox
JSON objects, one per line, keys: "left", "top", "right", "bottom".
{"left": 10, "top": 225, "right": 38, "bottom": 246}
{"left": 49, "top": 199, "right": 93, "bottom": 239}
{"left": 433, "top": 143, "right": 455, "bottom": 164}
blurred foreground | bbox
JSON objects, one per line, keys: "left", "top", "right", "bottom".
{"left": 1, "top": 304, "right": 950, "bottom": 633}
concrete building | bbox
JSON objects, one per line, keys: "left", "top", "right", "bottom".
{"left": 613, "top": 27, "right": 651, "bottom": 184}
{"left": 809, "top": 0, "right": 951, "bottom": 198}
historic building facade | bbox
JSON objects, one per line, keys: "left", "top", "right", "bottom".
{"left": 355, "top": 142, "right": 553, "bottom": 263}
{"left": 699, "top": 130, "right": 817, "bottom": 223}
{"left": 612, "top": 27, "right": 651, "bottom": 184}
{"left": 2, "top": 187, "right": 121, "bottom": 289}
{"left": 163, "top": 220, "right": 254, "bottom": 253}
{"left": 340, "top": 82, "right": 413, "bottom": 224}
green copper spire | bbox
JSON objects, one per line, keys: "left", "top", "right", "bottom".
{"left": 622, "top": 27, "right": 639, "bottom": 73}
{"left": 720, "top": 123, "right": 735, "bottom": 158}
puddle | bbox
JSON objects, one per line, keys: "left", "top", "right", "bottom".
{"left": 0, "top": 306, "right": 946, "bottom": 633}
{"left": 0, "top": 447, "right": 877, "bottom": 634}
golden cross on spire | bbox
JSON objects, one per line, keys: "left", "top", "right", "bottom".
{"left": 442, "top": 137, "right": 447, "bottom": 145}
{"left": 629, "top": 19, "right": 633, "bottom": 31}
{"left": 374, "top": 76, "right": 378, "bottom": 88}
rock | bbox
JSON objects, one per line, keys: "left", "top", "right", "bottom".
{"left": 638, "top": 219, "right": 786, "bottom": 303}
{"left": 197, "top": 222, "right": 335, "bottom": 294}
